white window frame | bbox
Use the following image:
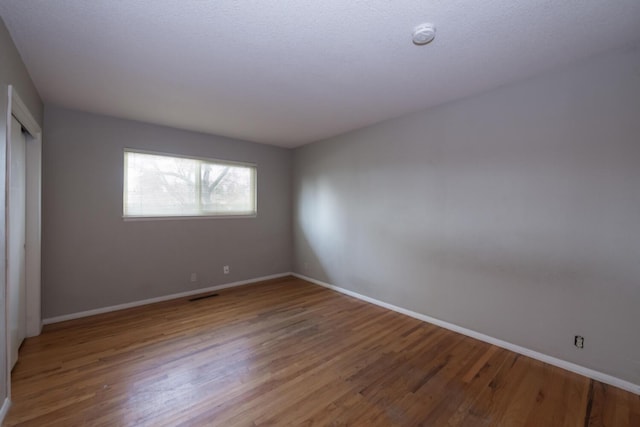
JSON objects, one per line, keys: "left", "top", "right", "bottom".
{"left": 123, "top": 149, "right": 257, "bottom": 220}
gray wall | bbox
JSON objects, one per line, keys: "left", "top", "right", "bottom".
{"left": 0, "top": 19, "right": 43, "bottom": 125}
{"left": 43, "top": 106, "right": 292, "bottom": 318}
{"left": 0, "top": 17, "right": 43, "bottom": 408}
{"left": 293, "top": 44, "right": 640, "bottom": 384}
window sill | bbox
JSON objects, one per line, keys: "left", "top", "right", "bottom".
{"left": 122, "top": 214, "right": 257, "bottom": 222}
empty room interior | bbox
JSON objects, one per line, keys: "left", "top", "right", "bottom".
{"left": 0, "top": 1, "right": 639, "bottom": 425}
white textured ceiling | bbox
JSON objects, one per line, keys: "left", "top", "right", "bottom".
{"left": 1, "top": 1, "right": 640, "bottom": 147}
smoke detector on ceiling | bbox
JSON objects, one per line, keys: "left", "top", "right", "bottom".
{"left": 412, "top": 24, "right": 436, "bottom": 45}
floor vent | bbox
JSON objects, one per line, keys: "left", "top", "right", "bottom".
{"left": 189, "top": 293, "right": 219, "bottom": 302}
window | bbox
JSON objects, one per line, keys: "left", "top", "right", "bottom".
{"left": 123, "top": 150, "right": 256, "bottom": 218}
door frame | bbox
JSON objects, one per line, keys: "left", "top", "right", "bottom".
{"left": 4, "top": 86, "right": 41, "bottom": 396}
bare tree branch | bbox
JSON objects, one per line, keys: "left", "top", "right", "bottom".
{"left": 202, "top": 166, "right": 230, "bottom": 203}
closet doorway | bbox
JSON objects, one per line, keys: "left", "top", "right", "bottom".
{"left": 5, "top": 86, "right": 42, "bottom": 378}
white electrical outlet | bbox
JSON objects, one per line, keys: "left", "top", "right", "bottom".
{"left": 574, "top": 335, "right": 584, "bottom": 349}
{"left": 190, "top": 273, "right": 197, "bottom": 282}
{"left": 223, "top": 265, "right": 230, "bottom": 274}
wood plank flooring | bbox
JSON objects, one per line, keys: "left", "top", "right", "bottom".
{"left": 5, "top": 276, "right": 639, "bottom": 426}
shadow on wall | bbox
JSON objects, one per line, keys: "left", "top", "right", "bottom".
{"left": 294, "top": 228, "right": 331, "bottom": 287}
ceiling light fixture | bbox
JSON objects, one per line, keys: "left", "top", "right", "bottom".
{"left": 412, "top": 23, "right": 436, "bottom": 45}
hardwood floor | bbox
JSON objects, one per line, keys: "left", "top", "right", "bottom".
{"left": 5, "top": 276, "right": 639, "bottom": 426}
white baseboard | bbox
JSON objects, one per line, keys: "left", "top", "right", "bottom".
{"left": 292, "top": 273, "right": 640, "bottom": 395}
{"left": 43, "top": 273, "right": 292, "bottom": 325}
{"left": 0, "top": 398, "right": 11, "bottom": 424}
